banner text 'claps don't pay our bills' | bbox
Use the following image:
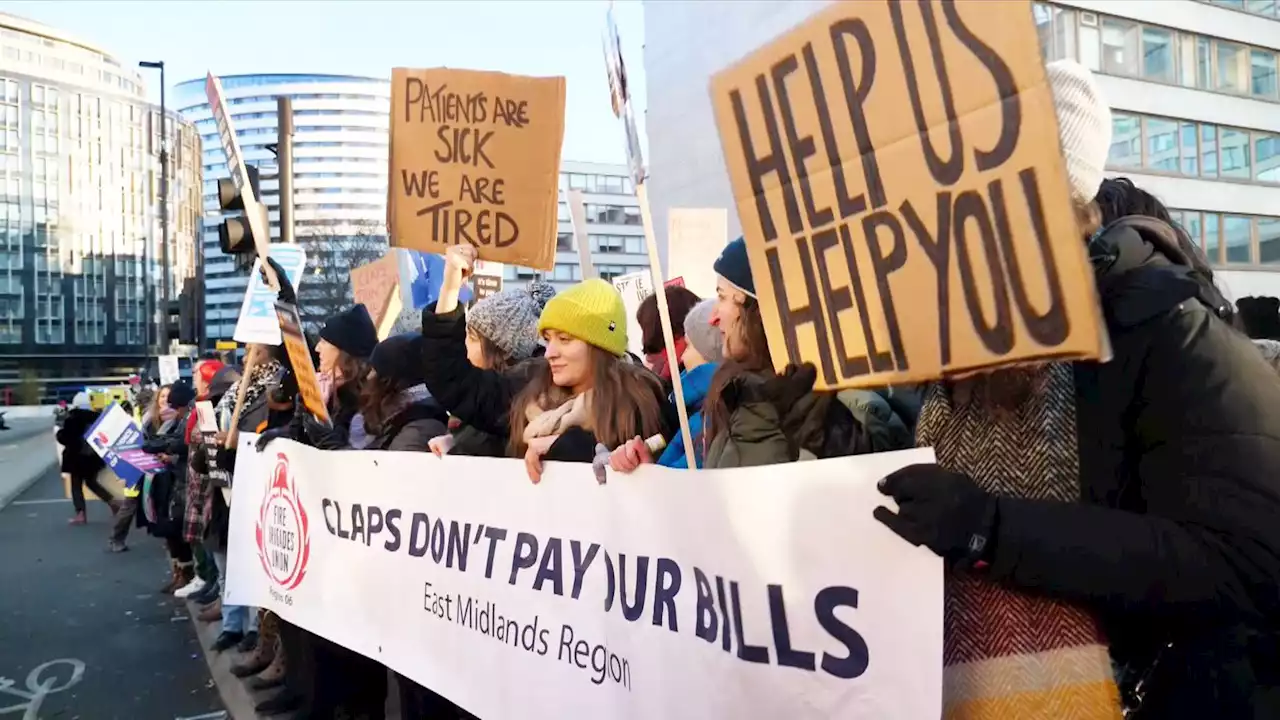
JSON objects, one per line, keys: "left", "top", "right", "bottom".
{"left": 711, "top": 0, "right": 1107, "bottom": 390}
{"left": 388, "top": 67, "right": 566, "bottom": 271}
{"left": 227, "top": 440, "right": 943, "bottom": 719}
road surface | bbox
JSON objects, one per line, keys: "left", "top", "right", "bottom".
{"left": 0, "top": 452, "right": 225, "bottom": 719}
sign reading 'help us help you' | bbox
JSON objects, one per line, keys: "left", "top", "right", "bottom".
{"left": 389, "top": 68, "right": 566, "bottom": 271}
{"left": 710, "top": 1, "right": 1107, "bottom": 391}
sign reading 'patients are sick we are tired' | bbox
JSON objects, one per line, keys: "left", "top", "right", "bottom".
{"left": 389, "top": 67, "right": 566, "bottom": 271}
{"left": 711, "top": 0, "right": 1107, "bottom": 391}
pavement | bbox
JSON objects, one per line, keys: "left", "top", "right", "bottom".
{"left": 0, "top": 444, "right": 226, "bottom": 719}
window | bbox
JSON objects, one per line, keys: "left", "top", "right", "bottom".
{"left": 1217, "top": 42, "right": 1246, "bottom": 93}
{"left": 556, "top": 232, "right": 573, "bottom": 251}
{"left": 1220, "top": 127, "right": 1251, "bottom": 179}
{"left": 1260, "top": 218, "right": 1280, "bottom": 263}
{"left": 1258, "top": 135, "right": 1280, "bottom": 182}
{"left": 1201, "top": 124, "right": 1219, "bottom": 177}
{"left": 1224, "top": 215, "right": 1252, "bottom": 263}
{"left": 1141, "top": 27, "right": 1175, "bottom": 82}
{"left": 1176, "top": 34, "right": 1199, "bottom": 88}
{"left": 1144, "top": 117, "right": 1178, "bottom": 170}
{"left": 1109, "top": 114, "right": 1142, "bottom": 168}
{"left": 1252, "top": 50, "right": 1278, "bottom": 99}
{"left": 1101, "top": 18, "right": 1140, "bottom": 76}
{"left": 1247, "top": 0, "right": 1278, "bottom": 15}
{"left": 1180, "top": 122, "right": 1199, "bottom": 175}
{"left": 1205, "top": 213, "right": 1221, "bottom": 262}
{"left": 1183, "top": 212, "right": 1204, "bottom": 251}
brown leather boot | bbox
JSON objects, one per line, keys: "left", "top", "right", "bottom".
{"left": 231, "top": 615, "right": 277, "bottom": 678}
{"left": 197, "top": 599, "right": 222, "bottom": 623}
{"left": 246, "top": 639, "right": 286, "bottom": 690}
{"left": 159, "top": 561, "right": 191, "bottom": 594}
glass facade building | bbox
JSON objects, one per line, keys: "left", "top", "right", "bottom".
{"left": 0, "top": 13, "right": 201, "bottom": 396}
{"left": 172, "top": 74, "right": 391, "bottom": 341}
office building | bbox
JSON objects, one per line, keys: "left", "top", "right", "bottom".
{"left": 519, "top": 159, "right": 648, "bottom": 292}
{"left": 173, "top": 73, "right": 391, "bottom": 341}
{"left": 642, "top": 0, "right": 1280, "bottom": 304}
{"left": 0, "top": 13, "right": 202, "bottom": 397}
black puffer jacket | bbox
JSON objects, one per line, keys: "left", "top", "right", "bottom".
{"left": 57, "top": 408, "right": 105, "bottom": 477}
{"left": 420, "top": 304, "right": 540, "bottom": 458}
{"left": 984, "top": 216, "right": 1280, "bottom": 717}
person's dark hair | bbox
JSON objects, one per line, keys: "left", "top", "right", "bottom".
{"left": 467, "top": 326, "right": 513, "bottom": 373}
{"left": 1094, "top": 177, "right": 1234, "bottom": 325}
{"left": 1095, "top": 177, "right": 1215, "bottom": 279}
{"left": 702, "top": 296, "right": 774, "bottom": 448}
{"left": 334, "top": 351, "right": 369, "bottom": 399}
{"left": 359, "top": 373, "right": 403, "bottom": 435}
{"left": 507, "top": 348, "right": 666, "bottom": 457}
{"left": 638, "top": 286, "right": 702, "bottom": 355}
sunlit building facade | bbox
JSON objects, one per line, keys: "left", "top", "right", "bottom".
{"left": 0, "top": 13, "right": 202, "bottom": 396}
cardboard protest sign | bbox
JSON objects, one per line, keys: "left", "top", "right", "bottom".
{"left": 667, "top": 208, "right": 728, "bottom": 299}
{"left": 351, "top": 252, "right": 404, "bottom": 339}
{"left": 388, "top": 67, "right": 566, "bottom": 271}
{"left": 274, "top": 301, "right": 330, "bottom": 424}
{"left": 612, "top": 270, "right": 655, "bottom": 356}
{"left": 234, "top": 245, "right": 308, "bottom": 346}
{"left": 710, "top": 0, "right": 1106, "bottom": 390}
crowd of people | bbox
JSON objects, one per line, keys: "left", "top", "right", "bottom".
{"left": 54, "top": 58, "right": 1280, "bottom": 719}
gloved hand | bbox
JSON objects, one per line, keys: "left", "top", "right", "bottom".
{"left": 873, "top": 464, "right": 998, "bottom": 568}
{"left": 216, "top": 447, "right": 237, "bottom": 474}
{"left": 303, "top": 414, "right": 347, "bottom": 450}
{"left": 255, "top": 426, "right": 291, "bottom": 453}
{"left": 724, "top": 363, "right": 818, "bottom": 412}
{"left": 266, "top": 257, "right": 298, "bottom": 306}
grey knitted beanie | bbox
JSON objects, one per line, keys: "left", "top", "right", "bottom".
{"left": 683, "top": 299, "right": 724, "bottom": 365}
{"left": 467, "top": 280, "right": 555, "bottom": 361}
{"left": 1046, "top": 59, "right": 1111, "bottom": 203}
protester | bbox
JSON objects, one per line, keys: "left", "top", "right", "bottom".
{"left": 57, "top": 396, "right": 118, "bottom": 525}
{"left": 142, "top": 384, "right": 174, "bottom": 434}
{"left": 143, "top": 379, "right": 197, "bottom": 594}
{"left": 636, "top": 284, "right": 701, "bottom": 381}
{"left": 422, "top": 245, "right": 554, "bottom": 459}
{"left": 873, "top": 59, "right": 1280, "bottom": 718}
{"left": 359, "top": 333, "right": 448, "bottom": 451}
{"left": 655, "top": 298, "right": 720, "bottom": 468}
{"left": 183, "top": 360, "right": 225, "bottom": 608}
{"left": 258, "top": 303, "right": 376, "bottom": 453}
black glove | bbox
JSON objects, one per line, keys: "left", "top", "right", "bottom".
{"left": 303, "top": 414, "right": 347, "bottom": 450}
{"left": 873, "top": 464, "right": 998, "bottom": 568}
{"left": 255, "top": 426, "right": 292, "bottom": 453}
{"left": 724, "top": 363, "right": 818, "bottom": 412}
{"left": 190, "top": 448, "right": 209, "bottom": 474}
{"left": 266, "top": 257, "right": 298, "bottom": 306}
{"left": 216, "top": 447, "right": 237, "bottom": 474}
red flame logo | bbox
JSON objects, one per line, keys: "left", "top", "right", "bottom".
{"left": 254, "top": 452, "right": 311, "bottom": 591}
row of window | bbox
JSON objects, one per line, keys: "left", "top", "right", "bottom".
{"left": 1201, "top": 0, "right": 1280, "bottom": 17}
{"left": 561, "top": 172, "right": 633, "bottom": 195}
{"left": 555, "top": 203, "right": 643, "bottom": 226}
{"left": 1108, "top": 111, "right": 1280, "bottom": 183}
{"left": 1035, "top": 3, "right": 1279, "bottom": 101}
{"left": 190, "top": 108, "right": 386, "bottom": 128}
{"left": 1170, "top": 209, "right": 1280, "bottom": 265}
{"left": 553, "top": 232, "right": 647, "bottom": 254}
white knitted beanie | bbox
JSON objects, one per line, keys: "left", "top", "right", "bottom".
{"left": 1046, "top": 60, "right": 1111, "bottom": 203}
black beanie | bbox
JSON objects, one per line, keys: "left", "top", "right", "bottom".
{"left": 713, "top": 237, "right": 755, "bottom": 298}
{"left": 370, "top": 333, "right": 426, "bottom": 389}
{"left": 167, "top": 379, "right": 195, "bottom": 409}
{"left": 319, "top": 304, "right": 379, "bottom": 360}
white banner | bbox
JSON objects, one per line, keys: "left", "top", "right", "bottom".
{"left": 227, "top": 437, "right": 942, "bottom": 719}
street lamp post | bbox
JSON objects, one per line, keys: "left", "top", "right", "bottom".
{"left": 139, "top": 60, "right": 169, "bottom": 355}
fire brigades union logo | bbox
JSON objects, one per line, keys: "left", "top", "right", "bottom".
{"left": 255, "top": 453, "right": 311, "bottom": 591}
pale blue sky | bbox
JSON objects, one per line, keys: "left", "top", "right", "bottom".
{"left": 2, "top": 0, "right": 648, "bottom": 164}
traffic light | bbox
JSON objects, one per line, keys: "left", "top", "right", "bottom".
{"left": 217, "top": 164, "right": 263, "bottom": 255}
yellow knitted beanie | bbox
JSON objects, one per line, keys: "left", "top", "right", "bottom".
{"left": 537, "top": 278, "right": 629, "bottom": 357}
